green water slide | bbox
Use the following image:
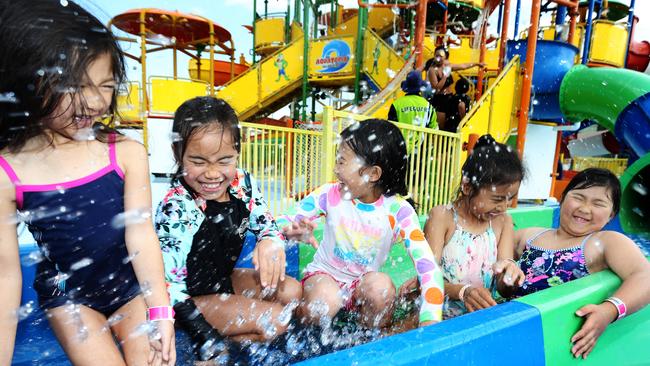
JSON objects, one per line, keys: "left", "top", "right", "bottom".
{"left": 560, "top": 65, "right": 650, "bottom": 233}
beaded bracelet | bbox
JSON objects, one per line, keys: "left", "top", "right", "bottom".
{"left": 148, "top": 306, "right": 175, "bottom": 322}
{"left": 605, "top": 296, "right": 627, "bottom": 321}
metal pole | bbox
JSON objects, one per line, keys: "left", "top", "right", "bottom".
{"left": 516, "top": 0, "right": 541, "bottom": 157}
{"left": 353, "top": 6, "right": 367, "bottom": 104}
{"left": 413, "top": 0, "right": 428, "bottom": 68}
{"left": 301, "top": 0, "right": 310, "bottom": 122}
{"left": 475, "top": 10, "right": 489, "bottom": 100}
{"left": 497, "top": 1, "right": 504, "bottom": 34}
{"left": 555, "top": 5, "right": 567, "bottom": 41}
{"left": 139, "top": 10, "right": 148, "bottom": 149}
{"left": 498, "top": 0, "right": 512, "bottom": 72}
{"left": 568, "top": 0, "right": 577, "bottom": 46}
{"left": 253, "top": 0, "right": 257, "bottom": 64}
{"left": 624, "top": 0, "right": 637, "bottom": 67}
{"left": 209, "top": 23, "right": 215, "bottom": 95}
{"left": 582, "top": 0, "right": 595, "bottom": 64}
{"left": 514, "top": 0, "right": 522, "bottom": 39}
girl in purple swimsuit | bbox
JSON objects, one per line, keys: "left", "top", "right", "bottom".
{"left": 0, "top": 1, "right": 174, "bottom": 365}
{"left": 514, "top": 168, "right": 650, "bottom": 359}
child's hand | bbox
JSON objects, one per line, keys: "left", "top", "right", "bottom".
{"left": 398, "top": 276, "right": 419, "bottom": 298}
{"left": 252, "top": 239, "right": 286, "bottom": 289}
{"left": 493, "top": 259, "right": 525, "bottom": 288}
{"left": 462, "top": 286, "right": 497, "bottom": 312}
{"left": 571, "top": 302, "right": 618, "bottom": 359}
{"left": 147, "top": 319, "right": 176, "bottom": 366}
{"left": 282, "top": 218, "right": 318, "bottom": 248}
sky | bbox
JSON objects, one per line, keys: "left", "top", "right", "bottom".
{"left": 77, "top": 0, "right": 650, "bottom": 88}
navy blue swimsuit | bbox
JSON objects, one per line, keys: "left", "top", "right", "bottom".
{"left": 0, "top": 138, "right": 140, "bottom": 316}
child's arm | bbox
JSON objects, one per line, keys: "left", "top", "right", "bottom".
{"left": 424, "top": 206, "right": 496, "bottom": 311}
{"left": 0, "top": 176, "right": 20, "bottom": 365}
{"left": 120, "top": 140, "right": 175, "bottom": 365}
{"left": 493, "top": 214, "right": 525, "bottom": 297}
{"left": 244, "top": 172, "right": 290, "bottom": 288}
{"left": 276, "top": 183, "right": 330, "bottom": 246}
{"left": 571, "top": 231, "right": 650, "bottom": 359}
{"left": 401, "top": 203, "right": 444, "bottom": 325}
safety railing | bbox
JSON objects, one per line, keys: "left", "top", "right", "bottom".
{"left": 238, "top": 107, "right": 461, "bottom": 217}
{"left": 457, "top": 55, "right": 521, "bottom": 161}
{"left": 324, "top": 107, "right": 462, "bottom": 216}
{"left": 239, "top": 122, "right": 324, "bottom": 216}
{"left": 572, "top": 156, "right": 628, "bottom": 177}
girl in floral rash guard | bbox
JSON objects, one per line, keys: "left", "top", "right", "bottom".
{"left": 155, "top": 97, "right": 301, "bottom": 361}
{"left": 278, "top": 119, "right": 444, "bottom": 329}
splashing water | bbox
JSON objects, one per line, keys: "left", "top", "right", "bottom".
{"left": 111, "top": 208, "right": 151, "bottom": 229}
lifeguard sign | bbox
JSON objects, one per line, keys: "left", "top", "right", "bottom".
{"left": 311, "top": 38, "right": 355, "bottom": 75}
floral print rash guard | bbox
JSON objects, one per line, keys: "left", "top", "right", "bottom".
{"left": 277, "top": 183, "right": 444, "bottom": 323}
{"left": 155, "top": 169, "right": 285, "bottom": 305}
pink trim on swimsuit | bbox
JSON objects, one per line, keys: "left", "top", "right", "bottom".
{"left": 0, "top": 135, "right": 124, "bottom": 208}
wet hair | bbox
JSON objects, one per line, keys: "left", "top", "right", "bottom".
{"left": 561, "top": 168, "right": 621, "bottom": 216}
{"left": 424, "top": 46, "right": 450, "bottom": 71}
{"left": 434, "top": 46, "right": 450, "bottom": 59}
{"left": 0, "top": 0, "right": 126, "bottom": 152}
{"left": 455, "top": 78, "right": 470, "bottom": 95}
{"left": 171, "top": 96, "right": 240, "bottom": 178}
{"left": 457, "top": 134, "right": 526, "bottom": 201}
{"left": 339, "top": 119, "right": 409, "bottom": 198}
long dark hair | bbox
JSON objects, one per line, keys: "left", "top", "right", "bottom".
{"left": 339, "top": 119, "right": 409, "bottom": 198}
{"left": 171, "top": 96, "right": 241, "bottom": 178}
{"left": 456, "top": 134, "right": 526, "bottom": 202}
{"left": 0, "top": 0, "right": 125, "bottom": 152}
{"left": 561, "top": 168, "right": 621, "bottom": 216}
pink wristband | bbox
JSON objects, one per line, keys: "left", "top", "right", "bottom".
{"left": 605, "top": 297, "right": 627, "bottom": 321}
{"left": 148, "top": 306, "right": 175, "bottom": 322}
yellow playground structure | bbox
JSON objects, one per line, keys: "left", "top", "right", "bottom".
{"left": 109, "top": 0, "right": 645, "bottom": 218}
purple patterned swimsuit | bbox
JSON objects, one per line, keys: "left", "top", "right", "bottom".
{"left": 515, "top": 229, "right": 591, "bottom": 297}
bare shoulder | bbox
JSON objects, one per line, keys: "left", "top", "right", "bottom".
{"left": 514, "top": 226, "right": 545, "bottom": 243}
{"left": 491, "top": 213, "right": 513, "bottom": 231}
{"left": 425, "top": 205, "right": 454, "bottom": 230}
{"left": 115, "top": 138, "right": 147, "bottom": 169}
{"left": 115, "top": 137, "right": 146, "bottom": 156}
{"left": 591, "top": 230, "right": 636, "bottom": 247}
{"left": 0, "top": 152, "right": 16, "bottom": 200}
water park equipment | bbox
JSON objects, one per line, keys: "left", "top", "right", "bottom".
{"left": 12, "top": 0, "right": 650, "bottom": 365}
{"left": 560, "top": 65, "right": 650, "bottom": 233}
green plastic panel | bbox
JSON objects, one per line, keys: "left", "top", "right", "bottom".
{"left": 517, "top": 260, "right": 650, "bottom": 365}
{"left": 619, "top": 153, "right": 650, "bottom": 233}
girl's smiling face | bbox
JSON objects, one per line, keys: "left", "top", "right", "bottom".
{"left": 181, "top": 125, "right": 239, "bottom": 202}
{"left": 50, "top": 52, "right": 116, "bottom": 135}
{"left": 465, "top": 181, "right": 521, "bottom": 221}
{"left": 334, "top": 142, "right": 381, "bottom": 203}
{"left": 560, "top": 185, "right": 615, "bottom": 236}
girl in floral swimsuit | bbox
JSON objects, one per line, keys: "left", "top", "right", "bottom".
{"left": 424, "top": 134, "right": 526, "bottom": 318}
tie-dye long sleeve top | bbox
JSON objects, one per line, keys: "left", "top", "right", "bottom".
{"left": 277, "top": 183, "right": 444, "bottom": 323}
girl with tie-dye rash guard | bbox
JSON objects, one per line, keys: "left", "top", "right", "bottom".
{"left": 279, "top": 119, "right": 444, "bottom": 328}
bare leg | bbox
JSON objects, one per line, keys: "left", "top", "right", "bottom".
{"left": 353, "top": 272, "right": 396, "bottom": 328}
{"left": 193, "top": 293, "right": 290, "bottom": 342}
{"left": 299, "top": 274, "right": 344, "bottom": 326}
{"left": 47, "top": 304, "right": 126, "bottom": 366}
{"left": 110, "top": 295, "right": 152, "bottom": 366}
{"left": 231, "top": 268, "right": 302, "bottom": 306}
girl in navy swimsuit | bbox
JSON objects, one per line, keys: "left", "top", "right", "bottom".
{"left": 514, "top": 168, "right": 650, "bottom": 359}
{"left": 0, "top": 1, "right": 174, "bottom": 365}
